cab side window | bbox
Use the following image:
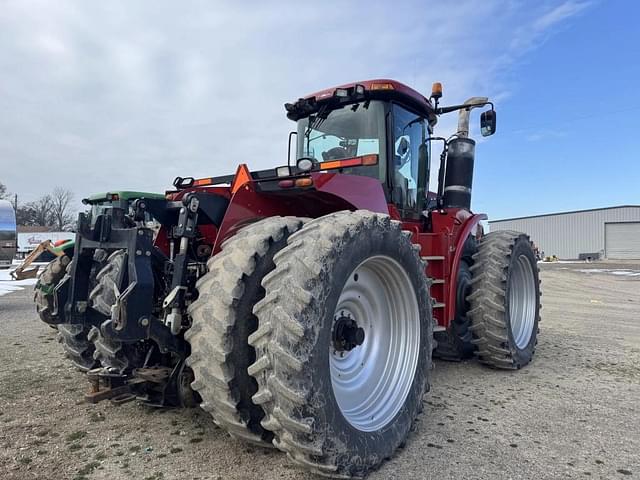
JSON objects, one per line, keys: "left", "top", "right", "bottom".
{"left": 392, "top": 105, "right": 429, "bottom": 212}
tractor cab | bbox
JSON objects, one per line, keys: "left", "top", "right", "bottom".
{"left": 286, "top": 79, "right": 495, "bottom": 219}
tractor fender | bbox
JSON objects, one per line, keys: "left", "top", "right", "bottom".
{"left": 213, "top": 173, "right": 389, "bottom": 253}
{"left": 447, "top": 212, "right": 487, "bottom": 323}
{"left": 310, "top": 172, "right": 389, "bottom": 213}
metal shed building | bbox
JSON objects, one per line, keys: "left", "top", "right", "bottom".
{"left": 489, "top": 205, "right": 640, "bottom": 260}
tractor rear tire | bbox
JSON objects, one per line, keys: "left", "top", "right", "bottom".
{"left": 468, "top": 230, "right": 541, "bottom": 369}
{"left": 249, "top": 211, "right": 432, "bottom": 478}
{"left": 433, "top": 237, "right": 477, "bottom": 361}
{"left": 88, "top": 250, "right": 147, "bottom": 373}
{"left": 57, "top": 324, "right": 99, "bottom": 372}
{"left": 186, "top": 217, "right": 306, "bottom": 447}
{"left": 35, "top": 256, "right": 98, "bottom": 371}
{"left": 88, "top": 250, "right": 126, "bottom": 319}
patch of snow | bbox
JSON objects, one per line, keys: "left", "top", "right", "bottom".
{"left": 538, "top": 260, "right": 590, "bottom": 264}
{"left": 12, "top": 259, "right": 49, "bottom": 266}
{"left": 574, "top": 268, "right": 640, "bottom": 277}
{"left": 609, "top": 270, "right": 640, "bottom": 277}
{"left": 0, "top": 268, "right": 39, "bottom": 297}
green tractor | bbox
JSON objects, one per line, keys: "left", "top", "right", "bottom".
{"left": 35, "top": 191, "right": 165, "bottom": 373}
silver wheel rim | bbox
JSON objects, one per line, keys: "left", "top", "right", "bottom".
{"left": 329, "top": 255, "right": 420, "bottom": 432}
{"left": 508, "top": 254, "right": 536, "bottom": 349}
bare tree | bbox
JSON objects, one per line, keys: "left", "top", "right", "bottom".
{"left": 0, "top": 181, "right": 9, "bottom": 200}
{"left": 50, "top": 187, "right": 75, "bottom": 230}
{"left": 26, "top": 195, "right": 53, "bottom": 226}
{"left": 15, "top": 205, "right": 38, "bottom": 226}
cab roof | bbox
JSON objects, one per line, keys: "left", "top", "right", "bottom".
{"left": 287, "top": 79, "right": 437, "bottom": 125}
{"left": 83, "top": 191, "right": 165, "bottom": 205}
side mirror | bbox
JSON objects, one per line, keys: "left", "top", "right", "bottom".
{"left": 480, "top": 110, "right": 496, "bottom": 137}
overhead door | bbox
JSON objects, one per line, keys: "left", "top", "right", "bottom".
{"left": 605, "top": 222, "right": 640, "bottom": 259}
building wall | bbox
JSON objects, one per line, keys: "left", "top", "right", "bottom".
{"left": 489, "top": 206, "right": 640, "bottom": 259}
{"left": 17, "top": 231, "right": 75, "bottom": 253}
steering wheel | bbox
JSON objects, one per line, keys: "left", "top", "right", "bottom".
{"left": 322, "top": 147, "right": 350, "bottom": 161}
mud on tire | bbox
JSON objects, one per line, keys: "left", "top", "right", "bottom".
{"left": 186, "top": 217, "right": 306, "bottom": 447}
{"left": 248, "top": 211, "right": 432, "bottom": 478}
{"left": 468, "top": 230, "right": 541, "bottom": 369}
{"left": 35, "top": 256, "right": 98, "bottom": 371}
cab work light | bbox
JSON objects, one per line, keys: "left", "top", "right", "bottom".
{"left": 369, "top": 82, "right": 394, "bottom": 90}
{"left": 296, "top": 158, "right": 314, "bottom": 172}
{"left": 276, "top": 166, "right": 291, "bottom": 177}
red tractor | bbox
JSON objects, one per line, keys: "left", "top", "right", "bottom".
{"left": 35, "top": 79, "right": 540, "bottom": 478}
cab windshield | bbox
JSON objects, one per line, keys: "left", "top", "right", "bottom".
{"left": 296, "top": 100, "right": 386, "bottom": 181}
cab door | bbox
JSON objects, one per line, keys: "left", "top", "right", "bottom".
{"left": 389, "top": 104, "right": 430, "bottom": 219}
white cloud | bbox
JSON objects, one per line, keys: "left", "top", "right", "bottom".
{"left": 525, "top": 129, "right": 568, "bottom": 142}
{"left": 533, "top": 1, "right": 592, "bottom": 31}
{"left": 0, "top": 0, "right": 592, "bottom": 204}
{"left": 510, "top": 0, "right": 591, "bottom": 52}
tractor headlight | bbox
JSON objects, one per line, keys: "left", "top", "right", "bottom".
{"left": 296, "top": 158, "right": 314, "bottom": 172}
{"left": 276, "top": 166, "right": 291, "bottom": 177}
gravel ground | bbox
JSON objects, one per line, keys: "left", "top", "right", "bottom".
{"left": 0, "top": 263, "right": 638, "bottom": 480}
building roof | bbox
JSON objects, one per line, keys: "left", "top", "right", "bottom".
{"left": 489, "top": 205, "right": 640, "bottom": 223}
{"left": 17, "top": 225, "right": 54, "bottom": 233}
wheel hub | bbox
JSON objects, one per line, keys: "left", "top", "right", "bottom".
{"left": 332, "top": 313, "right": 365, "bottom": 352}
{"left": 508, "top": 254, "right": 536, "bottom": 349}
{"left": 329, "top": 255, "right": 420, "bottom": 432}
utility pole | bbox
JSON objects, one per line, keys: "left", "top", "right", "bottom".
{"left": 13, "top": 193, "right": 17, "bottom": 212}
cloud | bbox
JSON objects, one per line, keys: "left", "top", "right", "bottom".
{"left": 525, "top": 129, "right": 568, "bottom": 142}
{"left": 510, "top": 0, "right": 591, "bottom": 52}
{"left": 0, "top": 0, "right": 592, "bottom": 204}
{"left": 533, "top": 1, "right": 592, "bottom": 31}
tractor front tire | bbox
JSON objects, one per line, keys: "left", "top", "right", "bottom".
{"left": 249, "top": 211, "right": 432, "bottom": 478}
{"left": 186, "top": 217, "right": 306, "bottom": 447}
{"left": 35, "top": 255, "right": 71, "bottom": 324}
{"left": 468, "top": 230, "right": 541, "bottom": 369}
{"left": 35, "top": 256, "right": 98, "bottom": 371}
{"left": 434, "top": 237, "right": 477, "bottom": 361}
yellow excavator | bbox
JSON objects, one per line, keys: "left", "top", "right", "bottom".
{"left": 10, "top": 239, "right": 73, "bottom": 280}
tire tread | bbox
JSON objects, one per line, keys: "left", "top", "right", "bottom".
{"left": 467, "top": 230, "right": 540, "bottom": 369}
{"left": 186, "top": 216, "right": 305, "bottom": 447}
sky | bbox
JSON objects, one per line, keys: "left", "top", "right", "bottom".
{"left": 0, "top": 0, "right": 638, "bottom": 220}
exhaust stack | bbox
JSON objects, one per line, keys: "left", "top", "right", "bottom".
{"left": 441, "top": 97, "right": 487, "bottom": 210}
{"left": 456, "top": 96, "right": 488, "bottom": 138}
{"left": 443, "top": 138, "right": 475, "bottom": 210}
